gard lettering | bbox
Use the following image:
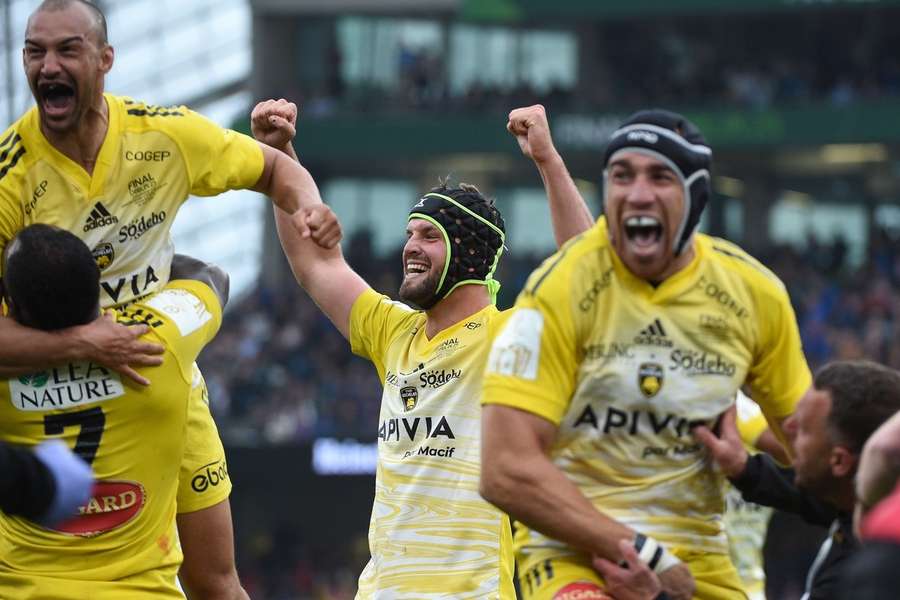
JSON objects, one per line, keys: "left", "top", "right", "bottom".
{"left": 125, "top": 150, "right": 171, "bottom": 161}
{"left": 101, "top": 265, "right": 160, "bottom": 303}
{"left": 696, "top": 276, "right": 749, "bottom": 319}
{"left": 78, "top": 490, "right": 138, "bottom": 515}
{"left": 377, "top": 416, "right": 455, "bottom": 441}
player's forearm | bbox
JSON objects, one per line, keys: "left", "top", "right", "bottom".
{"left": 480, "top": 449, "right": 633, "bottom": 560}
{"left": 256, "top": 147, "right": 323, "bottom": 214}
{"left": 0, "top": 316, "right": 87, "bottom": 369}
{"left": 857, "top": 411, "right": 900, "bottom": 510}
{"left": 535, "top": 152, "right": 595, "bottom": 248}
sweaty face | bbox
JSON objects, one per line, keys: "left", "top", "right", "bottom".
{"left": 399, "top": 219, "right": 447, "bottom": 308}
{"left": 23, "top": 5, "right": 112, "bottom": 133}
{"left": 786, "top": 388, "right": 835, "bottom": 496}
{"left": 605, "top": 152, "right": 688, "bottom": 282}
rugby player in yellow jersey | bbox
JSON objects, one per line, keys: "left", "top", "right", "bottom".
{"left": 251, "top": 99, "right": 594, "bottom": 598}
{"left": 0, "top": 224, "right": 226, "bottom": 598}
{"left": 480, "top": 109, "right": 812, "bottom": 600}
{"left": 0, "top": 2, "right": 340, "bottom": 597}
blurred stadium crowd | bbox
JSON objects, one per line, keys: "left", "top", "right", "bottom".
{"left": 293, "top": 12, "right": 900, "bottom": 117}
{"left": 201, "top": 226, "right": 900, "bottom": 446}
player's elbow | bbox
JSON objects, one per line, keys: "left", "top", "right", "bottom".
{"left": 479, "top": 452, "right": 529, "bottom": 513}
{"left": 180, "top": 565, "right": 246, "bottom": 600}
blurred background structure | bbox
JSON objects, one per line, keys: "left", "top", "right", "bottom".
{"left": 6, "top": 0, "right": 900, "bottom": 597}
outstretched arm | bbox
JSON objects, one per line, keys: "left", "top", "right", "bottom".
{"left": 508, "top": 105, "right": 595, "bottom": 247}
{"left": 252, "top": 99, "right": 369, "bottom": 340}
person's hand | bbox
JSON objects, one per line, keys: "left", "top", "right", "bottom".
{"left": 291, "top": 204, "right": 343, "bottom": 249}
{"left": 693, "top": 405, "right": 749, "bottom": 479}
{"left": 593, "top": 539, "right": 663, "bottom": 600}
{"left": 507, "top": 104, "right": 559, "bottom": 165}
{"left": 33, "top": 440, "right": 94, "bottom": 526}
{"left": 657, "top": 563, "right": 696, "bottom": 600}
{"left": 250, "top": 98, "right": 297, "bottom": 149}
{"left": 66, "top": 312, "right": 164, "bottom": 386}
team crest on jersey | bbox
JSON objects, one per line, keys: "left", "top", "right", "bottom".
{"left": 400, "top": 386, "right": 419, "bottom": 411}
{"left": 50, "top": 480, "right": 145, "bottom": 537}
{"left": 638, "top": 362, "right": 664, "bottom": 398}
{"left": 91, "top": 243, "right": 115, "bottom": 271}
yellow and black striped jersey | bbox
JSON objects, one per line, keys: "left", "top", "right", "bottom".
{"left": 0, "top": 93, "right": 263, "bottom": 306}
{"left": 0, "top": 280, "right": 221, "bottom": 598}
{"left": 482, "top": 218, "right": 810, "bottom": 562}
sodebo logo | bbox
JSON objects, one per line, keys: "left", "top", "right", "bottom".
{"left": 191, "top": 459, "right": 229, "bottom": 493}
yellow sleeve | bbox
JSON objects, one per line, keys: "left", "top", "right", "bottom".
{"left": 349, "top": 288, "right": 419, "bottom": 378}
{"left": 177, "top": 365, "right": 231, "bottom": 513}
{"left": 0, "top": 134, "right": 26, "bottom": 278}
{"left": 735, "top": 393, "right": 769, "bottom": 449}
{"left": 121, "top": 280, "right": 223, "bottom": 379}
{"left": 169, "top": 108, "right": 264, "bottom": 196}
{"left": 745, "top": 280, "right": 810, "bottom": 427}
{"left": 482, "top": 256, "right": 579, "bottom": 425}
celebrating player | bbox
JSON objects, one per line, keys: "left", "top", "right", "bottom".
{"left": 480, "top": 109, "right": 812, "bottom": 599}
{"left": 252, "top": 98, "right": 593, "bottom": 598}
{"left": 0, "top": 224, "right": 225, "bottom": 598}
{"left": 0, "top": 1, "right": 339, "bottom": 597}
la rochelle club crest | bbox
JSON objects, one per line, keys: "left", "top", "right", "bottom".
{"left": 400, "top": 386, "right": 418, "bottom": 411}
{"left": 638, "top": 362, "right": 664, "bottom": 398}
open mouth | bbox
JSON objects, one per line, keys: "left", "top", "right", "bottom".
{"left": 38, "top": 82, "right": 76, "bottom": 118}
{"left": 623, "top": 216, "right": 663, "bottom": 249}
{"left": 404, "top": 259, "right": 430, "bottom": 277}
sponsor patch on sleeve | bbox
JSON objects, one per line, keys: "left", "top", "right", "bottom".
{"left": 487, "top": 308, "right": 543, "bottom": 380}
{"left": 145, "top": 288, "right": 212, "bottom": 336}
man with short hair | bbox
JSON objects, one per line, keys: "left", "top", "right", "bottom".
{"left": 479, "top": 109, "right": 811, "bottom": 600}
{"left": 0, "top": 224, "right": 226, "bottom": 598}
{"left": 695, "top": 360, "right": 900, "bottom": 600}
{"left": 252, "top": 98, "right": 594, "bottom": 598}
{"left": 2, "top": 2, "right": 340, "bottom": 598}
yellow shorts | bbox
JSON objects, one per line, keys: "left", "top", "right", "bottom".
{"left": 518, "top": 550, "right": 748, "bottom": 600}
{"left": 176, "top": 364, "right": 232, "bottom": 513}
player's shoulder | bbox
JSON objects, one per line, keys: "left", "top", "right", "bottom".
{"left": 117, "top": 94, "right": 194, "bottom": 132}
{"left": 116, "top": 280, "right": 222, "bottom": 344}
{"left": 0, "top": 110, "right": 41, "bottom": 189}
{"left": 522, "top": 220, "right": 610, "bottom": 299}
{"left": 701, "top": 234, "right": 788, "bottom": 298}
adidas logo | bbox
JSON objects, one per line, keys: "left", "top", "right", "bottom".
{"left": 83, "top": 202, "right": 119, "bottom": 232}
{"left": 634, "top": 318, "right": 673, "bottom": 347}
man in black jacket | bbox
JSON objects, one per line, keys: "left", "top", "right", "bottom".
{"left": 694, "top": 360, "right": 900, "bottom": 600}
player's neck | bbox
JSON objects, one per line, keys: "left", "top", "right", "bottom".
{"left": 424, "top": 285, "right": 491, "bottom": 339}
{"left": 41, "top": 94, "right": 110, "bottom": 176}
